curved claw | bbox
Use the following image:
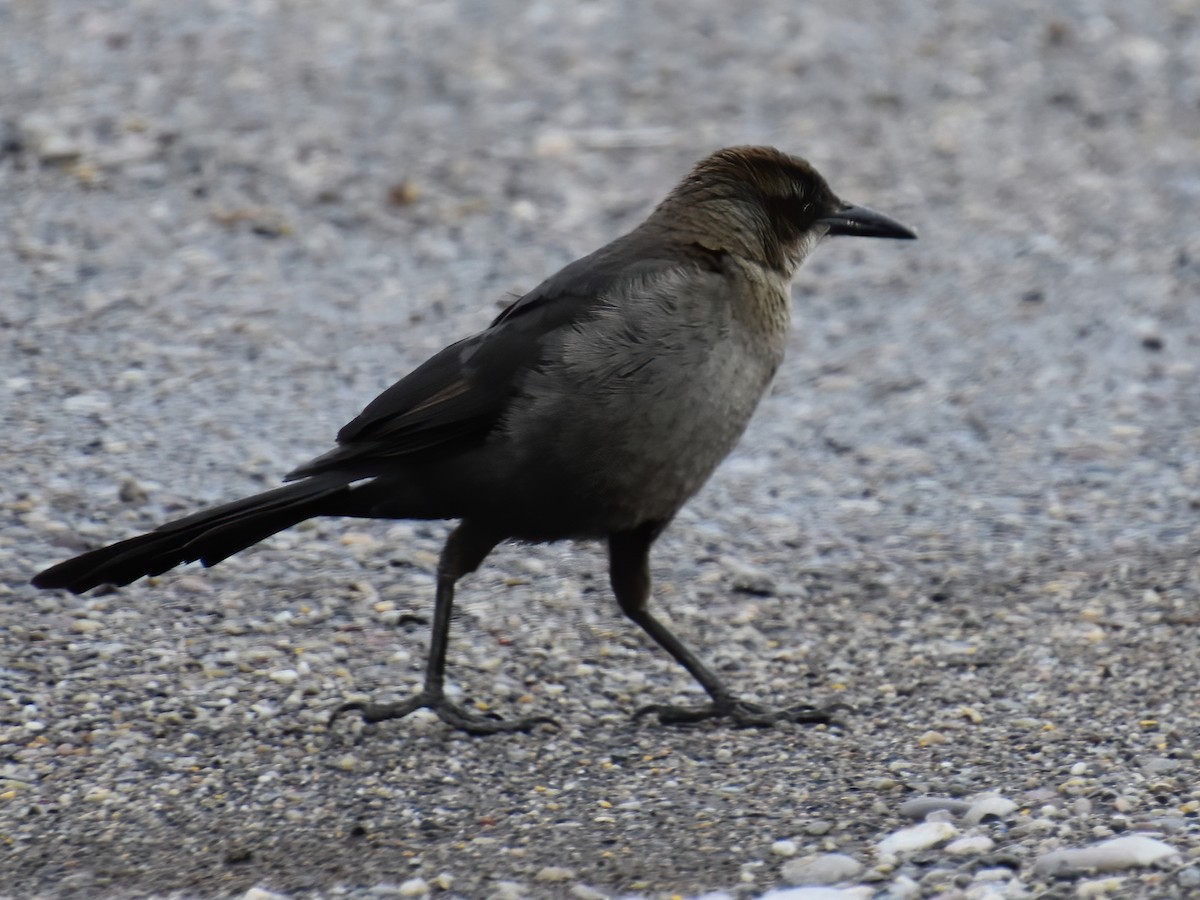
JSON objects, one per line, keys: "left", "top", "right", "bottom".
{"left": 330, "top": 691, "right": 558, "bottom": 736}
{"left": 634, "top": 697, "right": 837, "bottom": 728}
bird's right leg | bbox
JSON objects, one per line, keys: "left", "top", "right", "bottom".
{"left": 610, "top": 523, "right": 833, "bottom": 728}
{"left": 331, "top": 522, "right": 557, "bottom": 735}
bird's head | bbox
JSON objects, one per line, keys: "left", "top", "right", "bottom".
{"left": 654, "top": 146, "right": 915, "bottom": 274}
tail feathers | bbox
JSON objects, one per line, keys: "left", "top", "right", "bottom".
{"left": 32, "top": 477, "right": 352, "bottom": 594}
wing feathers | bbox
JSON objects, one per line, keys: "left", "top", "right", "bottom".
{"left": 288, "top": 245, "right": 693, "bottom": 480}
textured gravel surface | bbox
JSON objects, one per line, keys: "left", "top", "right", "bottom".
{"left": 3, "top": 1, "right": 1199, "bottom": 898}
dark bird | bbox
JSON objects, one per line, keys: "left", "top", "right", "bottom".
{"left": 33, "top": 146, "right": 916, "bottom": 734}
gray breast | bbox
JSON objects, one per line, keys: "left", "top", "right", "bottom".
{"left": 500, "top": 264, "right": 790, "bottom": 533}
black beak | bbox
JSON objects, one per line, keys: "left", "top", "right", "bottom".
{"left": 820, "top": 204, "right": 917, "bottom": 240}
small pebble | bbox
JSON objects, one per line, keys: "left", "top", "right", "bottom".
{"left": 877, "top": 821, "right": 958, "bottom": 855}
{"left": 917, "top": 730, "right": 948, "bottom": 747}
{"left": 781, "top": 853, "right": 864, "bottom": 886}
{"left": 242, "top": 889, "right": 290, "bottom": 900}
{"left": 759, "top": 887, "right": 873, "bottom": 900}
{"left": 972, "top": 867, "right": 1015, "bottom": 883}
{"left": 535, "top": 866, "right": 575, "bottom": 883}
{"left": 62, "top": 392, "right": 111, "bottom": 414}
{"left": 1033, "top": 834, "right": 1178, "bottom": 877}
{"left": 398, "top": 877, "right": 429, "bottom": 897}
{"left": 1140, "top": 756, "right": 1178, "bottom": 775}
{"left": 1076, "top": 877, "right": 1124, "bottom": 897}
{"left": 489, "top": 882, "right": 527, "bottom": 899}
{"left": 1149, "top": 815, "right": 1188, "bottom": 834}
{"left": 963, "top": 794, "right": 1017, "bottom": 825}
{"left": 772, "top": 839, "right": 799, "bottom": 857}
{"left": 945, "top": 835, "right": 994, "bottom": 855}
{"left": 898, "top": 797, "right": 972, "bottom": 819}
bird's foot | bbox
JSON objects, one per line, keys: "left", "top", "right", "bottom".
{"left": 634, "top": 696, "right": 836, "bottom": 728}
{"left": 330, "top": 692, "right": 558, "bottom": 736}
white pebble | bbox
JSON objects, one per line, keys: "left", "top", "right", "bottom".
{"left": 760, "top": 887, "right": 873, "bottom": 900}
{"left": 534, "top": 866, "right": 575, "bottom": 883}
{"left": 269, "top": 668, "right": 299, "bottom": 685}
{"left": 772, "top": 839, "right": 799, "bottom": 857}
{"left": 877, "top": 820, "right": 958, "bottom": 855}
{"left": 63, "top": 392, "right": 111, "bottom": 414}
{"left": 242, "top": 889, "right": 290, "bottom": 900}
{"left": 1033, "top": 834, "right": 1179, "bottom": 877}
{"left": 489, "top": 882, "right": 528, "bottom": 899}
{"left": 945, "top": 835, "right": 995, "bottom": 855}
{"left": 972, "top": 867, "right": 1015, "bottom": 882}
{"left": 250, "top": 701, "right": 278, "bottom": 719}
{"left": 1178, "top": 867, "right": 1200, "bottom": 889}
{"left": 781, "top": 854, "right": 864, "bottom": 886}
{"left": 1120, "top": 35, "right": 1167, "bottom": 67}
{"left": 963, "top": 794, "right": 1017, "bottom": 825}
{"left": 1076, "top": 877, "right": 1125, "bottom": 897}
{"left": 398, "top": 877, "right": 429, "bottom": 896}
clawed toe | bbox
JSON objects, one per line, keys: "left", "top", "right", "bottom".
{"left": 330, "top": 692, "right": 558, "bottom": 736}
{"left": 634, "top": 697, "right": 838, "bottom": 728}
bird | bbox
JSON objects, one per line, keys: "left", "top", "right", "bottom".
{"left": 32, "top": 146, "right": 916, "bottom": 735}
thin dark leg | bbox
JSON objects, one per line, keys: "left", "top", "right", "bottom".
{"left": 332, "top": 522, "right": 557, "bottom": 735}
{"left": 609, "top": 522, "right": 832, "bottom": 728}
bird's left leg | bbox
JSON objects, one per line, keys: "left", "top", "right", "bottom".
{"left": 609, "top": 522, "right": 832, "bottom": 728}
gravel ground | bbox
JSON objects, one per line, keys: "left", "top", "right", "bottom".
{"left": 3, "top": 1, "right": 1199, "bottom": 898}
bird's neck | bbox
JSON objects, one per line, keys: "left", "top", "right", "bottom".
{"left": 640, "top": 200, "right": 802, "bottom": 278}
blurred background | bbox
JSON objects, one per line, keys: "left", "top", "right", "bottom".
{"left": 5, "top": 0, "right": 1197, "bottom": 568}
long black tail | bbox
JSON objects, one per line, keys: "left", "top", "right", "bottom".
{"left": 32, "top": 476, "right": 354, "bottom": 594}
